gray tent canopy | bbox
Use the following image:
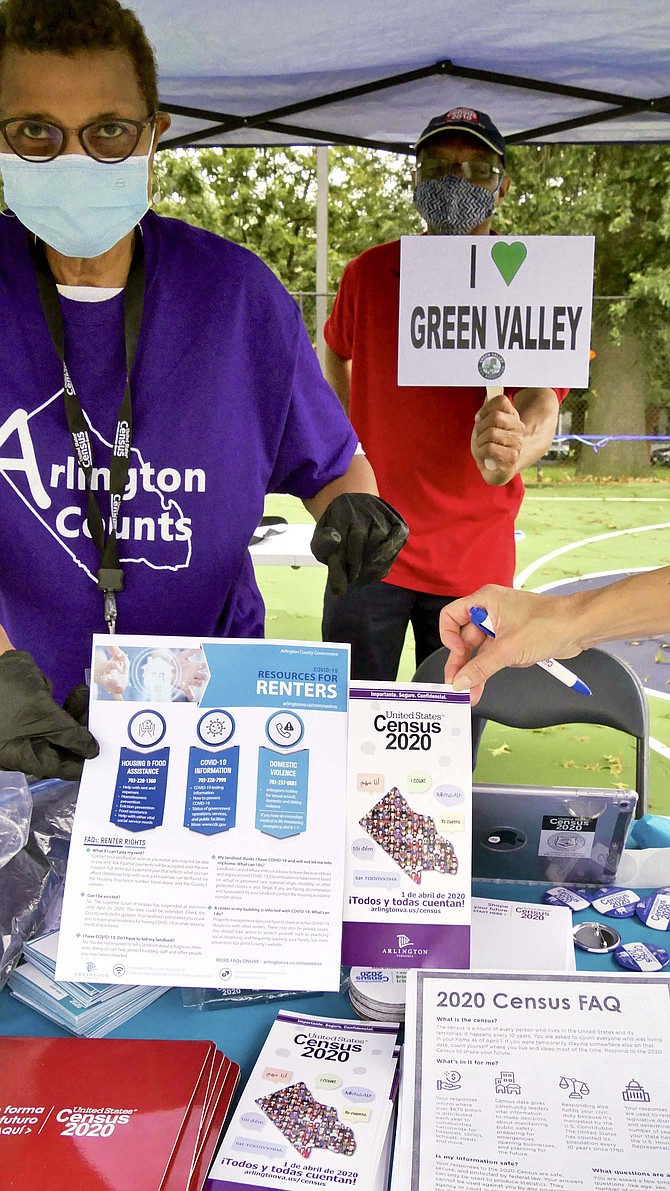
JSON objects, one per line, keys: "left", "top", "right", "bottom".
{"left": 132, "top": 0, "right": 670, "bottom": 152}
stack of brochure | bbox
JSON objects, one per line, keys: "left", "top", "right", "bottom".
{"left": 348, "top": 967, "right": 407, "bottom": 1023}
{"left": 342, "top": 681, "right": 472, "bottom": 974}
{"left": 348, "top": 897, "right": 575, "bottom": 1022}
{"left": 0, "top": 1035, "right": 240, "bottom": 1191}
{"left": 8, "top": 929, "right": 168, "bottom": 1037}
{"left": 205, "top": 1010, "right": 400, "bottom": 1191}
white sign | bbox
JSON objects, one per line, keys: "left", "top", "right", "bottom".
{"left": 398, "top": 234, "right": 595, "bottom": 388}
{"left": 56, "top": 634, "right": 350, "bottom": 992}
{"left": 393, "top": 970, "right": 670, "bottom": 1191}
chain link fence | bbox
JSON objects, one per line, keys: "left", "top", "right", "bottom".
{"left": 291, "top": 291, "right": 332, "bottom": 344}
{"left": 292, "top": 292, "right": 670, "bottom": 471}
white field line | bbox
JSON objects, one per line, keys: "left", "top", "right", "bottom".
{"left": 651, "top": 737, "right": 670, "bottom": 761}
{"left": 530, "top": 571, "right": 670, "bottom": 718}
{"left": 514, "top": 523, "right": 670, "bottom": 589}
{"left": 530, "top": 568, "right": 659, "bottom": 593}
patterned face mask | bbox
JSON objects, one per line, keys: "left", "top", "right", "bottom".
{"left": 413, "top": 173, "right": 496, "bottom": 234}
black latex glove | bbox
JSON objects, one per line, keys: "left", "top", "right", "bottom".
{"left": 62, "top": 683, "right": 92, "bottom": 728}
{"left": 0, "top": 651, "right": 99, "bottom": 781}
{"left": 311, "top": 493, "right": 409, "bottom": 597}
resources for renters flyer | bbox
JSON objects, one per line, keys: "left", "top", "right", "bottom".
{"left": 342, "top": 681, "right": 472, "bottom": 969}
{"left": 394, "top": 969, "right": 670, "bottom": 1191}
{"left": 56, "top": 635, "right": 349, "bottom": 991}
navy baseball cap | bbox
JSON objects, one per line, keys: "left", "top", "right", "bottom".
{"left": 415, "top": 107, "right": 506, "bottom": 163}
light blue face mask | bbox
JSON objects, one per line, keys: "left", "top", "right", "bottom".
{"left": 0, "top": 151, "right": 151, "bottom": 257}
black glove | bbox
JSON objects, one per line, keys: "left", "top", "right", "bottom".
{"left": 0, "top": 651, "right": 99, "bottom": 781}
{"left": 62, "top": 683, "right": 92, "bottom": 728}
{"left": 311, "top": 493, "right": 409, "bottom": 597}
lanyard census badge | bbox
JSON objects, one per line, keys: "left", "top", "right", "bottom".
{"left": 32, "top": 234, "right": 145, "bottom": 634}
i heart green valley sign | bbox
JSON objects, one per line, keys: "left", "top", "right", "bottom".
{"left": 398, "top": 234, "right": 594, "bottom": 388}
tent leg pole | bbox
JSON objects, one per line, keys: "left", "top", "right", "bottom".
{"left": 315, "top": 145, "right": 329, "bottom": 370}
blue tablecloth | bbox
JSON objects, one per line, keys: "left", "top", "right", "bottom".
{"left": 0, "top": 882, "right": 665, "bottom": 1086}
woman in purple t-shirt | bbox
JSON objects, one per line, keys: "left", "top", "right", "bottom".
{"left": 0, "top": 0, "right": 407, "bottom": 778}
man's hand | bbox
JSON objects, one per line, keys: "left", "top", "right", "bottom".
{"left": 471, "top": 394, "right": 525, "bottom": 484}
{"left": 0, "top": 651, "right": 100, "bottom": 780}
{"left": 311, "top": 493, "right": 409, "bottom": 597}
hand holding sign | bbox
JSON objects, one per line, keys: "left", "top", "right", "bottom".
{"left": 483, "top": 384, "right": 504, "bottom": 472}
{"left": 471, "top": 386, "right": 525, "bottom": 484}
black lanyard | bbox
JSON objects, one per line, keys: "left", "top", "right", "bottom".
{"left": 32, "top": 235, "right": 145, "bottom": 634}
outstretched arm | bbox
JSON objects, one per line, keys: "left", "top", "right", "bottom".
{"left": 440, "top": 569, "right": 670, "bottom": 703}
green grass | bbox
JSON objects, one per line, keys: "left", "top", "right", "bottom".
{"left": 256, "top": 475, "right": 670, "bottom": 813}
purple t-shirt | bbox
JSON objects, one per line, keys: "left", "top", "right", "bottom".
{"left": 0, "top": 211, "right": 357, "bottom": 701}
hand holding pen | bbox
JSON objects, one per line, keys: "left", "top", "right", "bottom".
{"left": 469, "top": 607, "right": 592, "bottom": 695}
{"left": 439, "top": 583, "right": 592, "bottom": 705}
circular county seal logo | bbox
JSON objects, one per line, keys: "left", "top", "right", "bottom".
{"left": 478, "top": 351, "right": 506, "bottom": 380}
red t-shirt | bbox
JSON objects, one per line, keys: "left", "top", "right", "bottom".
{"left": 325, "top": 238, "right": 567, "bottom": 596}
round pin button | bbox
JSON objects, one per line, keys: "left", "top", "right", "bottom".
{"left": 614, "top": 942, "right": 670, "bottom": 972}
{"left": 573, "top": 921, "right": 621, "bottom": 953}
{"left": 635, "top": 889, "right": 670, "bottom": 931}
{"left": 544, "top": 887, "right": 592, "bottom": 913}
{"left": 589, "top": 887, "right": 640, "bottom": 919}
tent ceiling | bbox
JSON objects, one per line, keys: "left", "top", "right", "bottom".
{"left": 131, "top": 1, "right": 670, "bottom": 152}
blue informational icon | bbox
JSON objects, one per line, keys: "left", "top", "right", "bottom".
{"left": 127, "top": 709, "right": 166, "bottom": 748}
{"left": 197, "top": 709, "right": 235, "bottom": 747}
{"left": 265, "top": 711, "right": 304, "bottom": 748}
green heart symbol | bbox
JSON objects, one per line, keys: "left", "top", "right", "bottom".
{"left": 491, "top": 240, "right": 527, "bottom": 286}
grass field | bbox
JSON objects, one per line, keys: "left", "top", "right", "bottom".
{"left": 255, "top": 469, "right": 670, "bottom": 814}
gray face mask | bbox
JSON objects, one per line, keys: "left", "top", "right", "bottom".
{"left": 413, "top": 173, "right": 496, "bottom": 234}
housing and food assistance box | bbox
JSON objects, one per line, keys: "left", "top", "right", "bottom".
{"left": 341, "top": 681, "right": 472, "bottom": 969}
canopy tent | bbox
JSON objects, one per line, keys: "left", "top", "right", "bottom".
{"left": 131, "top": 0, "right": 670, "bottom": 152}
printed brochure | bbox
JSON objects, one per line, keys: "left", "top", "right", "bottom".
{"left": 342, "top": 681, "right": 471, "bottom": 969}
{"left": 56, "top": 635, "right": 349, "bottom": 991}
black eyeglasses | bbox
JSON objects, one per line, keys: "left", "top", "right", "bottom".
{"left": 0, "top": 114, "right": 156, "bottom": 163}
{"left": 416, "top": 157, "right": 503, "bottom": 192}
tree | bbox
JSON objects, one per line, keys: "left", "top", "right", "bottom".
{"left": 154, "top": 141, "right": 670, "bottom": 475}
{"left": 154, "top": 145, "right": 421, "bottom": 295}
{"left": 499, "top": 143, "right": 670, "bottom": 475}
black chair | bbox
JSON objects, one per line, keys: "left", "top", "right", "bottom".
{"left": 413, "top": 646, "right": 650, "bottom": 817}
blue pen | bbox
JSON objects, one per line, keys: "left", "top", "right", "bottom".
{"left": 469, "top": 606, "right": 592, "bottom": 697}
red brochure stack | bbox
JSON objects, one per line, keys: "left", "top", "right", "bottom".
{"left": 0, "top": 1036, "right": 239, "bottom": 1191}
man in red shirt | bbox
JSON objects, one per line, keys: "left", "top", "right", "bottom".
{"left": 323, "top": 108, "right": 567, "bottom": 719}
